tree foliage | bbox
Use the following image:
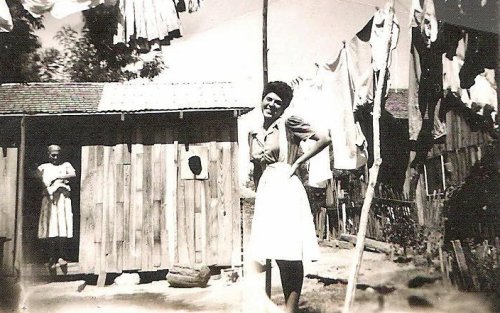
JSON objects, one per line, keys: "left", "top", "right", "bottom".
{"left": 1, "top": 2, "right": 165, "bottom": 83}
{"left": 55, "top": 4, "right": 165, "bottom": 82}
{"left": 0, "top": 0, "right": 43, "bottom": 83}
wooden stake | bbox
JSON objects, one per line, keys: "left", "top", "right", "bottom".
{"left": 342, "top": 2, "right": 395, "bottom": 312}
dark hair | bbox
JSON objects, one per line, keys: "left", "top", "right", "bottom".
{"left": 262, "top": 81, "right": 294, "bottom": 108}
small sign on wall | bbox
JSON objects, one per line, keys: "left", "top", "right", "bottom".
{"left": 180, "top": 146, "right": 209, "bottom": 180}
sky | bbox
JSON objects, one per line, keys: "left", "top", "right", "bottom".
{"left": 36, "top": 0, "right": 413, "bottom": 89}
{"left": 34, "top": 0, "right": 414, "bottom": 184}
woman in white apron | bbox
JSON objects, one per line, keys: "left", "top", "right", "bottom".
{"left": 37, "top": 145, "right": 76, "bottom": 269}
{"left": 247, "top": 81, "right": 331, "bottom": 313}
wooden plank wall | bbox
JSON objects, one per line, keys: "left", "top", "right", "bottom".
{"left": 79, "top": 117, "right": 241, "bottom": 274}
{"left": 0, "top": 147, "right": 18, "bottom": 275}
{"left": 428, "top": 110, "right": 488, "bottom": 185}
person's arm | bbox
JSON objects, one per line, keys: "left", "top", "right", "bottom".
{"left": 248, "top": 131, "right": 264, "bottom": 189}
{"left": 289, "top": 129, "right": 331, "bottom": 177}
{"left": 58, "top": 162, "right": 76, "bottom": 180}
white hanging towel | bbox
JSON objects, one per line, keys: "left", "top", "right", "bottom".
{"left": 0, "top": 0, "right": 13, "bottom": 32}
{"left": 319, "top": 49, "right": 368, "bottom": 170}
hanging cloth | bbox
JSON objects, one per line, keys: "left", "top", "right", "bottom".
{"left": 114, "top": 0, "right": 182, "bottom": 52}
{"left": 187, "top": 0, "right": 203, "bottom": 13}
{"left": 320, "top": 49, "right": 368, "bottom": 170}
{"left": 22, "top": 0, "right": 104, "bottom": 19}
{"left": 369, "top": 4, "right": 400, "bottom": 72}
{"left": 0, "top": 0, "right": 13, "bottom": 32}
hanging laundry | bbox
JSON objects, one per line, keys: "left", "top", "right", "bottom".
{"left": 22, "top": 0, "right": 103, "bottom": 18}
{"left": 289, "top": 77, "right": 332, "bottom": 186}
{"left": 22, "top": 0, "right": 55, "bottom": 17}
{"left": 346, "top": 5, "right": 400, "bottom": 109}
{"left": 52, "top": 0, "right": 103, "bottom": 19}
{"left": 321, "top": 49, "right": 368, "bottom": 170}
{"left": 421, "top": 0, "right": 438, "bottom": 45}
{"left": 459, "top": 29, "right": 498, "bottom": 89}
{"left": 369, "top": 4, "right": 400, "bottom": 72}
{"left": 0, "top": 0, "right": 13, "bottom": 32}
{"left": 407, "top": 0, "right": 468, "bottom": 168}
{"left": 175, "top": 0, "right": 186, "bottom": 12}
{"left": 114, "top": 0, "right": 182, "bottom": 53}
{"left": 188, "top": 0, "right": 203, "bottom": 13}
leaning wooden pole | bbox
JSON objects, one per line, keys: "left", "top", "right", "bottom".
{"left": 342, "top": 2, "right": 395, "bottom": 312}
{"left": 262, "top": 0, "right": 272, "bottom": 298}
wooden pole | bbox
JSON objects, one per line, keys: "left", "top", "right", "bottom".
{"left": 342, "top": 2, "right": 395, "bottom": 312}
{"left": 14, "top": 115, "right": 26, "bottom": 275}
{"left": 262, "top": 0, "right": 272, "bottom": 298}
{"left": 263, "top": 0, "right": 269, "bottom": 86}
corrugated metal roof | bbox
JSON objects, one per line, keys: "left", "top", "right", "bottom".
{"left": 0, "top": 82, "right": 252, "bottom": 115}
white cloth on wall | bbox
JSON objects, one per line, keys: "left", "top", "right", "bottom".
{"left": 0, "top": 0, "right": 13, "bottom": 32}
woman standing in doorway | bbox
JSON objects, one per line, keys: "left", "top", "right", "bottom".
{"left": 247, "top": 81, "right": 331, "bottom": 312}
{"left": 37, "top": 145, "right": 76, "bottom": 269}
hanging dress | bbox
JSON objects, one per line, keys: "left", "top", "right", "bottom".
{"left": 247, "top": 116, "right": 320, "bottom": 263}
{"left": 37, "top": 162, "right": 75, "bottom": 239}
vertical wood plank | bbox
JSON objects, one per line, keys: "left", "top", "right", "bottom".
{"left": 1, "top": 148, "right": 17, "bottom": 274}
{"left": 122, "top": 163, "right": 131, "bottom": 269}
{"left": 133, "top": 128, "right": 144, "bottom": 270}
{"left": 220, "top": 141, "right": 233, "bottom": 265}
{"left": 165, "top": 129, "right": 178, "bottom": 267}
{"left": 142, "top": 144, "right": 153, "bottom": 271}
{"left": 152, "top": 131, "right": 162, "bottom": 268}
{"left": 184, "top": 178, "right": 196, "bottom": 266}
{"left": 79, "top": 146, "right": 96, "bottom": 273}
{"left": 102, "top": 145, "right": 112, "bottom": 273}
{"left": 194, "top": 181, "right": 202, "bottom": 264}
{"left": 94, "top": 145, "right": 104, "bottom": 274}
{"left": 231, "top": 136, "right": 241, "bottom": 268}
{"left": 207, "top": 131, "right": 220, "bottom": 265}
{"left": 159, "top": 134, "right": 169, "bottom": 269}
{"left": 177, "top": 175, "right": 188, "bottom": 264}
{"left": 195, "top": 211, "right": 202, "bottom": 264}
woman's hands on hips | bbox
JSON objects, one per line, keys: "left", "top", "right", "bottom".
{"left": 289, "top": 162, "right": 299, "bottom": 178}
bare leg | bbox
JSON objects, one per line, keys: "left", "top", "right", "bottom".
{"left": 276, "top": 260, "right": 304, "bottom": 313}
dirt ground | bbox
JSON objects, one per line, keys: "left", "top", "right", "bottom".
{"left": 2, "top": 242, "right": 497, "bottom": 313}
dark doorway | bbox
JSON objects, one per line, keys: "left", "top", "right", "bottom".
{"left": 23, "top": 119, "right": 82, "bottom": 265}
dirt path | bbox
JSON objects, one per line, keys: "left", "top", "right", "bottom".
{"left": 16, "top": 245, "right": 499, "bottom": 313}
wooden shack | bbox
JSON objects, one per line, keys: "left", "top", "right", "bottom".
{"left": 0, "top": 82, "right": 252, "bottom": 278}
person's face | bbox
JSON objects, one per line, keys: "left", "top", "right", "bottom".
{"left": 261, "top": 92, "right": 286, "bottom": 120}
{"left": 48, "top": 150, "right": 60, "bottom": 164}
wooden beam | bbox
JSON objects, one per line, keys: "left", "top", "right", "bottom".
{"left": 339, "top": 234, "right": 391, "bottom": 254}
{"left": 14, "top": 116, "right": 26, "bottom": 275}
